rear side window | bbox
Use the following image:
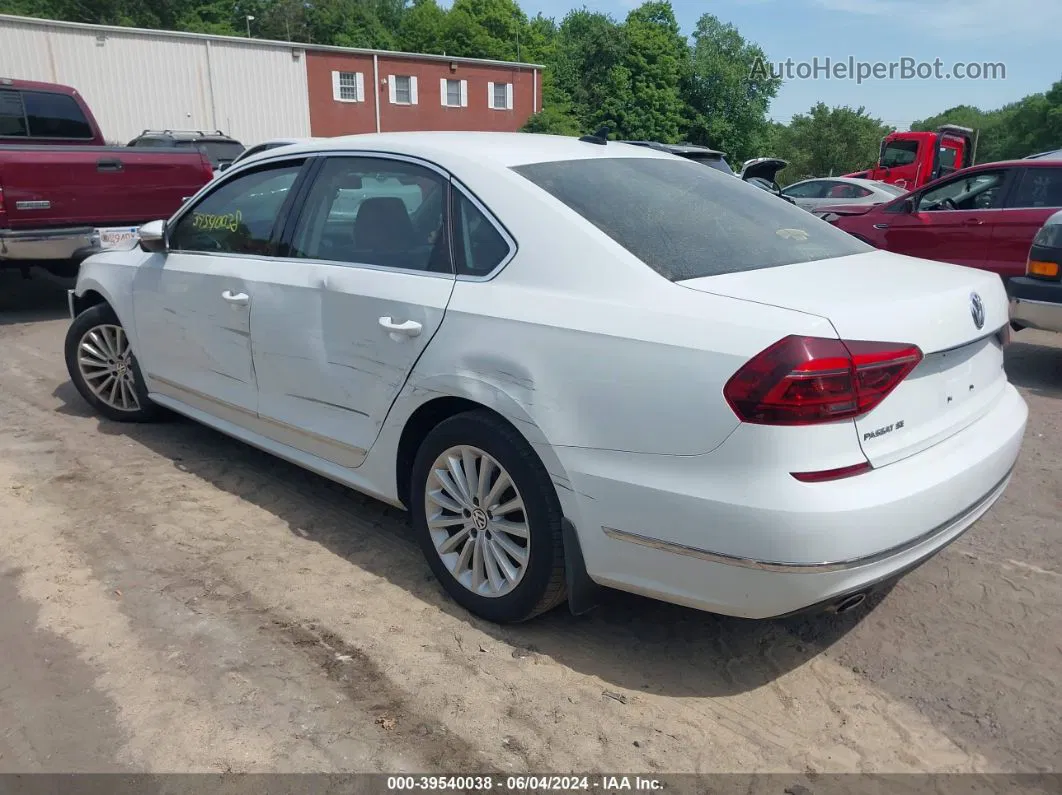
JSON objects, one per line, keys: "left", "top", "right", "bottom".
{"left": 22, "top": 91, "right": 93, "bottom": 139}
{"left": 1008, "top": 168, "right": 1062, "bottom": 209}
{"left": 131, "top": 137, "right": 173, "bottom": 147}
{"left": 453, "top": 191, "right": 512, "bottom": 276}
{"left": 0, "top": 90, "right": 27, "bottom": 137}
{"left": 513, "top": 157, "right": 869, "bottom": 281}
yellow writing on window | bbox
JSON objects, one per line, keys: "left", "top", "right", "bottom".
{"left": 192, "top": 209, "right": 243, "bottom": 232}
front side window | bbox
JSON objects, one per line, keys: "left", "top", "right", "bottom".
{"left": 22, "top": 91, "right": 93, "bottom": 139}
{"left": 1007, "top": 168, "right": 1062, "bottom": 209}
{"left": 939, "top": 147, "right": 958, "bottom": 169}
{"left": 880, "top": 140, "right": 919, "bottom": 168}
{"left": 918, "top": 170, "right": 1006, "bottom": 212}
{"left": 289, "top": 157, "right": 449, "bottom": 273}
{"left": 0, "top": 90, "right": 27, "bottom": 137}
{"left": 514, "top": 157, "right": 869, "bottom": 282}
{"left": 783, "top": 181, "right": 828, "bottom": 199}
{"left": 169, "top": 163, "right": 302, "bottom": 255}
{"left": 452, "top": 191, "right": 511, "bottom": 276}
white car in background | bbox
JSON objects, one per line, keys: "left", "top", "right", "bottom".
{"left": 213, "top": 137, "right": 318, "bottom": 176}
{"left": 63, "top": 133, "right": 1026, "bottom": 623}
{"left": 782, "top": 176, "right": 907, "bottom": 211}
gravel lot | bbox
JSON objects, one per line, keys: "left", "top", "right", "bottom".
{"left": 0, "top": 272, "right": 1059, "bottom": 776}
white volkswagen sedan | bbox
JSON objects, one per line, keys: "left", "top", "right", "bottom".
{"left": 64, "top": 133, "right": 1027, "bottom": 623}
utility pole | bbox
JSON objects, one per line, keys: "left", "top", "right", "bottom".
{"left": 245, "top": 15, "right": 254, "bottom": 37}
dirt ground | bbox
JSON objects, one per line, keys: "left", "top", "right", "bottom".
{"left": 0, "top": 272, "right": 1059, "bottom": 776}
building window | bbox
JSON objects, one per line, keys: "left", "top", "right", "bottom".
{"left": 487, "top": 81, "right": 513, "bottom": 110}
{"left": 389, "top": 75, "right": 418, "bottom": 105}
{"left": 440, "top": 78, "right": 467, "bottom": 108}
{"left": 331, "top": 71, "right": 364, "bottom": 103}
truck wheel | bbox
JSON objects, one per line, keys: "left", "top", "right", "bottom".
{"left": 64, "top": 304, "right": 163, "bottom": 423}
{"left": 410, "top": 410, "right": 567, "bottom": 623}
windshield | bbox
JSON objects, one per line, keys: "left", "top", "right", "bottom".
{"left": 513, "top": 157, "right": 870, "bottom": 282}
{"left": 880, "top": 140, "right": 919, "bottom": 168}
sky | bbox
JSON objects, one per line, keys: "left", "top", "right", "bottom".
{"left": 513, "top": 0, "right": 1062, "bottom": 129}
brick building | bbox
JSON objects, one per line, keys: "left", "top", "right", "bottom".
{"left": 0, "top": 13, "right": 544, "bottom": 146}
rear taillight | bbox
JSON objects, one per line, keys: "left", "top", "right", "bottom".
{"left": 724, "top": 335, "right": 923, "bottom": 426}
{"left": 0, "top": 184, "right": 5, "bottom": 215}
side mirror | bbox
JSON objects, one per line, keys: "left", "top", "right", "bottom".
{"left": 139, "top": 220, "right": 167, "bottom": 253}
{"left": 902, "top": 197, "right": 917, "bottom": 214}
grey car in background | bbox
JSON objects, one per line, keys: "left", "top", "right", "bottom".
{"left": 781, "top": 177, "right": 907, "bottom": 212}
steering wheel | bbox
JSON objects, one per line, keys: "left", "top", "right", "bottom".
{"left": 939, "top": 197, "right": 958, "bottom": 211}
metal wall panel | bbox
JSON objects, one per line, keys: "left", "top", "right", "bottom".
{"left": 0, "top": 16, "right": 310, "bottom": 146}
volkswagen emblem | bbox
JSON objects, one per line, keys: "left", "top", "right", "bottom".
{"left": 970, "top": 292, "right": 985, "bottom": 330}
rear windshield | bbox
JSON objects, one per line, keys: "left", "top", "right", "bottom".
{"left": 0, "top": 89, "right": 94, "bottom": 139}
{"left": 198, "top": 141, "right": 245, "bottom": 167}
{"left": 683, "top": 153, "right": 735, "bottom": 176}
{"left": 512, "top": 157, "right": 869, "bottom": 281}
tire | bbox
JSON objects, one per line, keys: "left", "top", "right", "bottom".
{"left": 64, "top": 303, "right": 164, "bottom": 423}
{"left": 410, "top": 410, "right": 567, "bottom": 623}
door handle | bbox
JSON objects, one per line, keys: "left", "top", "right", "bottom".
{"left": 378, "top": 316, "right": 422, "bottom": 338}
{"left": 962, "top": 218, "right": 984, "bottom": 226}
{"left": 222, "top": 290, "right": 249, "bottom": 305}
{"left": 96, "top": 158, "right": 124, "bottom": 172}
{"left": 872, "top": 223, "right": 889, "bottom": 229}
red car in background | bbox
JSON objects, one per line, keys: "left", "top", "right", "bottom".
{"left": 816, "top": 157, "right": 1062, "bottom": 280}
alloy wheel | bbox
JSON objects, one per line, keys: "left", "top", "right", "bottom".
{"left": 424, "top": 445, "right": 531, "bottom": 598}
{"left": 76, "top": 324, "right": 141, "bottom": 412}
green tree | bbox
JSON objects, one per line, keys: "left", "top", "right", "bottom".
{"left": 772, "top": 102, "right": 892, "bottom": 183}
{"left": 683, "top": 13, "right": 779, "bottom": 162}
{"left": 397, "top": 0, "right": 448, "bottom": 54}
{"left": 617, "top": 1, "right": 689, "bottom": 142}
{"left": 441, "top": 0, "right": 526, "bottom": 61}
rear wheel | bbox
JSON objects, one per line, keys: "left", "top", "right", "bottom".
{"left": 410, "top": 411, "right": 567, "bottom": 623}
{"left": 64, "top": 303, "right": 163, "bottom": 423}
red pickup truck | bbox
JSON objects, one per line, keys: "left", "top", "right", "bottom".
{"left": 0, "top": 78, "right": 214, "bottom": 277}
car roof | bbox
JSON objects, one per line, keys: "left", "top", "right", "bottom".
{"left": 792, "top": 176, "right": 898, "bottom": 190}
{"left": 251, "top": 132, "right": 682, "bottom": 169}
{"left": 0, "top": 77, "right": 80, "bottom": 94}
{"left": 1024, "top": 149, "right": 1062, "bottom": 160}
{"left": 622, "top": 140, "right": 727, "bottom": 157}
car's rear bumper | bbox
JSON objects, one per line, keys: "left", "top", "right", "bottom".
{"left": 0, "top": 227, "right": 98, "bottom": 262}
{"left": 559, "top": 383, "right": 1027, "bottom": 618}
{"left": 1008, "top": 276, "right": 1062, "bottom": 333}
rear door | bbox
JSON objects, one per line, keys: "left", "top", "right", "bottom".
{"left": 987, "top": 165, "right": 1062, "bottom": 279}
{"left": 247, "top": 154, "right": 456, "bottom": 466}
{"left": 881, "top": 167, "right": 1011, "bottom": 268}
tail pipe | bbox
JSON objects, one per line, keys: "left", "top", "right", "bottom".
{"left": 832, "top": 592, "right": 868, "bottom": 614}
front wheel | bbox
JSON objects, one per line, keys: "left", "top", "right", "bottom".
{"left": 410, "top": 410, "right": 567, "bottom": 623}
{"left": 64, "top": 303, "right": 164, "bottom": 423}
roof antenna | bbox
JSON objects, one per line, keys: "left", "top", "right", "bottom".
{"left": 578, "top": 125, "right": 610, "bottom": 145}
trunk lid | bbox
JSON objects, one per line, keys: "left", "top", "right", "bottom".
{"left": 680, "top": 250, "right": 1011, "bottom": 467}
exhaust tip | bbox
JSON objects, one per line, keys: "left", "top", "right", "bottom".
{"left": 834, "top": 592, "right": 867, "bottom": 614}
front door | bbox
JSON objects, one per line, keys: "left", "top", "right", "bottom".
{"left": 988, "top": 165, "right": 1062, "bottom": 278}
{"left": 881, "top": 167, "right": 1010, "bottom": 269}
{"left": 249, "top": 154, "right": 455, "bottom": 468}
{"left": 131, "top": 160, "right": 307, "bottom": 418}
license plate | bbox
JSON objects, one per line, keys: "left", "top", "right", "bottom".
{"left": 97, "top": 226, "right": 139, "bottom": 249}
